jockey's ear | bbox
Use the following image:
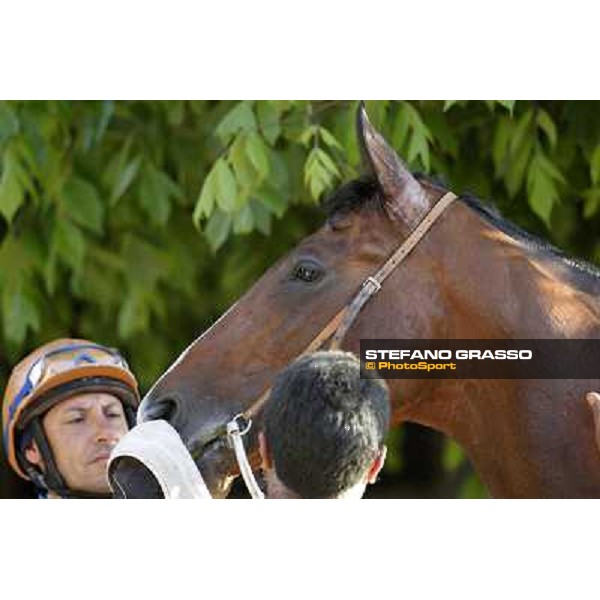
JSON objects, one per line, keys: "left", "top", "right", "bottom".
{"left": 258, "top": 431, "right": 273, "bottom": 471}
{"left": 357, "top": 103, "right": 428, "bottom": 231}
{"left": 24, "top": 439, "right": 43, "bottom": 469}
{"left": 366, "top": 445, "right": 387, "bottom": 485}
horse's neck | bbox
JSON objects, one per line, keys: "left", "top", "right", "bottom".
{"left": 443, "top": 209, "right": 599, "bottom": 340}
{"left": 406, "top": 206, "right": 600, "bottom": 497}
{"left": 421, "top": 376, "right": 600, "bottom": 497}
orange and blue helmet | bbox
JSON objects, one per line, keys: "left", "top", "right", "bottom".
{"left": 2, "top": 338, "right": 140, "bottom": 493}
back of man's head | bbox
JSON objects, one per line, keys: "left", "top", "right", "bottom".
{"left": 262, "top": 350, "right": 390, "bottom": 498}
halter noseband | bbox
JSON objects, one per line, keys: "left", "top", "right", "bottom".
{"left": 225, "top": 190, "right": 457, "bottom": 498}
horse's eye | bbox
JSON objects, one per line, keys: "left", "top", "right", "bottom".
{"left": 291, "top": 261, "right": 323, "bottom": 283}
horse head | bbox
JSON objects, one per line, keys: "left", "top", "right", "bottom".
{"left": 125, "top": 105, "right": 455, "bottom": 497}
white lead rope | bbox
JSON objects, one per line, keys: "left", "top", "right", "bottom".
{"left": 226, "top": 415, "right": 265, "bottom": 499}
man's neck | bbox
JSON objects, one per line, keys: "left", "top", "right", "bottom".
{"left": 264, "top": 469, "right": 367, "bottom": 499}
{"left": 263, "top": 469, "right": 301, "bottom": 499}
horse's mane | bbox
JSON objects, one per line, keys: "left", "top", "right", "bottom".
{"left": 321, "top": 176, "right": 382, "bottom": 216}
{"left": 322, "top": 175, "right": 600, "bottom": 295}
{"left": 459, "top": 193, "right": 600, "bottom": 294}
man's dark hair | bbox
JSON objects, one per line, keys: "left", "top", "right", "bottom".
{"left": 263, "top": 351, "right": 390, "bottom": 498}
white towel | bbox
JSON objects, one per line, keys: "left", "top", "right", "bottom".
{"left": 108, "top": 419, "right": 212, "bottom": 499}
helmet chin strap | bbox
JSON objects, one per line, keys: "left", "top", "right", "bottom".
{"left": 24, "top": 419, "right": 113, "bottom": 499}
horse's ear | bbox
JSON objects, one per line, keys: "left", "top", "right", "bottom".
{"left": 357, "top": 103, "right": 428, "bottom": 227}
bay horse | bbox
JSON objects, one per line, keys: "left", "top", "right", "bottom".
{"left": 124, "top": 106, "right": 600, "bottom": 498}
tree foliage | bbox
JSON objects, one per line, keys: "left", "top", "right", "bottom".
{"left": 1, "top": 100, "right": 599, "bottom": 498}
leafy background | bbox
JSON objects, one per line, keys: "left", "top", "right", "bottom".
{"left": 1, "top": 100, "right": 599, "bottom": 498}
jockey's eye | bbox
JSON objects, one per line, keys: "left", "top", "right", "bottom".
{"left": 291, "top": 260, "right": 324, "bottom": 283}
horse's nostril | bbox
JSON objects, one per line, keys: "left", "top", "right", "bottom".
{"left": 144, "top": 396, "right": 180, "bottom": 424}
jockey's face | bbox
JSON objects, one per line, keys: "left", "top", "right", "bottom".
{"left": 26, "top": 392, "right": 129, "bottom": 494}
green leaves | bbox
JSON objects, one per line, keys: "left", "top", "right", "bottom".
{"left": 393, "top": 102, "right": 433, "bottom": 171}
{"left": 492, "top": 106, "right": 566, "bottom": 228}
{"left": 0, "top": 229, "right": 44, "bottom": 344}
{"left": 111, "top": 155, "right": 142, "bottom": 205}
{"left": 536, "top": 109, "right": 557, "bottom": 149}
{"left": 299, "top": 124, "right": 342, "bottom": 200}
{"left": 245, "top": 132, "right": 270, "bottom": 179}
{"left": 194, "top": 105, "right": 275, "bottom": 250}
{"left": 506, "top": 111, "right": 536, "bottom": 198}
{"left": 216, "top": 101, "right": 257, "bottom": 144}
{"left": 443, "top": 100, "right": 464, "bottom": 112}
{"left": 493, "top": 109, "right": 536, "bottom": 198}
{"left": 229, "top": 134, "right": 255, "bottom": 190}
{"left": 205, "top": 208, "right": 232, "bottom": 252}
{"left": 585, "top": 148, "right": 600, "bottom": 220}
{"left": 194, "top": 156, "right": 238, "bottom": 226}
{"left": 214, "top": 158, "right": 237, "bottom": 212}
{"left": 52, "top": 218, "right": 85, "bottom": 272}
{"left": 0, "top": 102, "right": 19, "bottom": 146}
{"left": 496, "top": 100, "right": 516, "bottom": 115}
{"left": 194, "top": 100, "right": 594, "bottom": 249}
{"left": 257, "top": 101, "right": 281, "bottom": 145}
{"left": 138, "top": 163, "right": 181, "bottom": 227}
{"left": 304, "top": 147, "right": 341, "bottom": 201}
{"left": 118, "top": 288, "right": 150, "bottom": 339}
{"left": 232, "top": 202, "right": 254, "bottom": 234}
{"left": 102, "top": 138, "right": 141, "bottom": 206}
{"left": 582, "top": 188, "right": 600, "bottom": 219}
{"left": 2, "top": 280, "right": 40, "bottom": 344}
{"left": 0, "top": 148, "right": 27, "bottom": 223}
{"left": 443, "top": 438, "right": 465, "bottom": 471}
{"left": 442, "top": 438, "right": 488, "bottom": 498}
{"left": 194, "top": 123, "right": 279, "bottom": 249}
{"left": 61, "top": 176, "right": 104, "bottom": 234}
{"left": 299, "top": 124, "right": 342, "bottom": 151}
{"left": 590, "top": 145, "right": 600, "bottom": 186}
{"left": 194, "top": 163, "right": 218, "bottom": 223}
{"left": 527, "top": 148, "right": 565, "bottom": 227}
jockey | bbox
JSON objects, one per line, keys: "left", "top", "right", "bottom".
{"left": 258, "top": 350, "right": 390, "bottom": 499}
{"left": 2, "top": 338, "right": 140, "bottom": 498}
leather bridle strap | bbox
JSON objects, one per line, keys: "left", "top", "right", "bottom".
{"left": 239, "top": 190, "right": 457, "bottom": 423}
{"left": 329, "top": 190, "right": 457, "bottom": 348}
